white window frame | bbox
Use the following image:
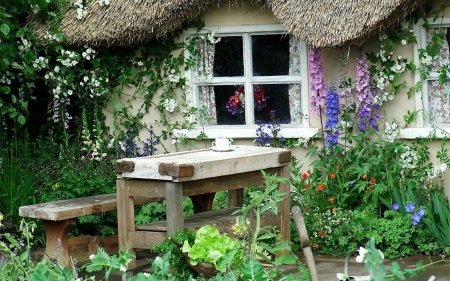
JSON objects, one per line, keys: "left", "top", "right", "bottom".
{"left": 174, "top": 24, "right": 317, "bottom": 139}
{"left": 401, "top": 18, "right": 450, "bottom": 139}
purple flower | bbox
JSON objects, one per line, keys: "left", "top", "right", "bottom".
{"left": 412, "top": 212, "right": 422, "bottom": 225}
{"left": 392, "top": 203, "right": 399, "bottom": 211}
{"left": 355, "top": 49, "right": 379, "bottom": 131}
{"left": 308, "top": 47, "right": 326, "bottom": 115}
{"left": 325, "top": 87, "right": 339, "bottom": 129}
{"left": 325, "top": 87, "right": 340, "bottom": 147}
{"left": 405, "top": 203, "right": 416, "bottom": 213}
{"left": 418, "top": 208, "right": 426, "bottom": 216}
{"left": 325, "top": 131, "right": 340, "bottom": 147}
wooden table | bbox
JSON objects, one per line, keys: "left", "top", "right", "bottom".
{"left": 116, "top": 145, "right": 291, "bottom": 269}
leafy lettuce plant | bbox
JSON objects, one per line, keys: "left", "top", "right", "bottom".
{"left": 182, "top": 225, "right": 244, "bottom": 273}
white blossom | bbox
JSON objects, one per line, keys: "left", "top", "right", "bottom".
{"left": 163, "top": 99, "right": 177, "bottom": 112}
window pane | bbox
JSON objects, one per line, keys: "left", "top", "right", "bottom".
{"left": 213, "top": 36, "right": 244, "bottom": 77}
{"left": 428, "top": 80, "right": 450, "bottom": 123}
{"left": 425, "top": 27, "right": 450, "bottom": 72}
{"left": 254, "top": 84, "right": 295, "bottom": 124}
{"left": 215, "top": 85, "right": 246, "bottom": 125}
{"left": 252, "top": 34, "right": 290, "bottom": 76}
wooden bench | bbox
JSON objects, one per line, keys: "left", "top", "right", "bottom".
{"left": 19, "top": 193, "right": 162, "bottom": 266}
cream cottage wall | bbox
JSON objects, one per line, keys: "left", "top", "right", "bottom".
{"left": 105, "top": 0, "right": 450, "bottom": 195}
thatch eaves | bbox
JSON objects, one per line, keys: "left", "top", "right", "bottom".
{"left": 266, "top": 0, "right": 426, "bottom": 48}
{"left": 30, "top": 0, "right": 426, "bottom": 48}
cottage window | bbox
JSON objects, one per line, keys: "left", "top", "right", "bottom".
{"left": 402, "top": 19, "right": 450, "bottom": 138}
{"left": 176, "top": 25, "right": 316, "bottom": 139}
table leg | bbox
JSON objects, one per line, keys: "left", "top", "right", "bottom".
{"left": 228, "top": 189, "right": 243, "bottom": 207}
{"left": 117, "top": 179, "right": 137, "bottom": 269}
{"left": 189, "top": 193, "right": 216, "bottom": 213}
{"left": 165, "top": 182, "right": 184, "bottom": 234}
{"left": 279, "top": 165, "right": 291, "bottom": 243}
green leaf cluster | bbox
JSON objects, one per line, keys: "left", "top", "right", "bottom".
{"left": 182, "top": 225, "right": 244, "bottom": 273}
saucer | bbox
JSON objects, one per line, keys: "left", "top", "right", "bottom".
{"left": 211, "top": 146, "right": 234, "bottom": 152}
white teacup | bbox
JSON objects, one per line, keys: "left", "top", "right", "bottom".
{"left": 212, "top": 138, "right": 231, "bottom": 150}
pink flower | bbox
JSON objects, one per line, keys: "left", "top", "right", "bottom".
{"left": 308, "top": 48, "right": 326, "bottom": 115}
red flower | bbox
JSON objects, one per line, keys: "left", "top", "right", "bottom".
{"left": 328, "top": 197, "right": 335, "bottom": 203}
{"left": 362, "top": 174, "right": 367, "bottom": 180}
{"left": 312, "top": 244, "right": 320, "bottom": 249}
{"left": 317, "top": 184, "right": 325, "bottom": 191}
{"left": 302, "top": 173, "right": 308, "bottom": 180}
{"left": 329, "top": 173, "right": 336, "bottom": 179}
{"left": 303, "top": 183, "right": 309, "bottom": 189}
{"left": 318, "top": 231, "right": 325, "bottom": 238}
{"left": 370, "top": 177, "right": 376, "bottom": 184}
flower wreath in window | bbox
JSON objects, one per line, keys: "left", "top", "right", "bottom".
{"left": 226, "top": 84, "right": 269, "bottom": 115}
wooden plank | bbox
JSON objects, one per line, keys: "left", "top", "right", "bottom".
{"left": 68, "top": 235, "right": 119, "bottom": 263}
{"left": 125, "top": 180, "right": 166, "bottom": 198}
{"left": 228, "top": 189, "right": 243, "bottom": 208}
{"left": 116, "top": 161, "right": 135, "bottom": 173}
{"left": 165, "top": 182, "right": 184, "bottom": 234}
{"left": 158, "top": 163, "right": 195, "bottom": 178}
{"left": 129, "top": 231, "right": 167, "bottom": 249}
{"left": 118, "top": 146, "right": 290, "bottom": 181}
{"left": 181, "top": 168, "right": 282, "bottom": 197}
{"left": 292, "top": 206, "right": 319, "bottom": 281}
{"left": 117, "top": 179, "right": 137, "bottom": 269}
{"left": 279, "top": 166, "right": 291, "bottom": 243}
{"left": 278, "top": 150, "right": 291, "bottom": 164}
{"left": 18, "top": 194, "right": 162, "bottom": 221}
{"left": 135, "top": 208, "right": 280, "bottom": 238}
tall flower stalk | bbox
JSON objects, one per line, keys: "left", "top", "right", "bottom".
{"left": 356, "top": 49, "right": 379, "bottom": 132}
{"left": 325, "top": 86, "right": 340, "bottom": 147}
{"left": 308, "top": 47, "right": 327, "bottom": 116}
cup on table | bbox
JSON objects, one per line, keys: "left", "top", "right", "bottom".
{"left": 212, "top": 138, "right": 232, "bottom": 150}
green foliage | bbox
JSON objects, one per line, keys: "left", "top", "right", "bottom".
{"left": 0, "top": 140, "right": 36, "bottom": 224}
{"left": 296, "top": 207, "right": 440, "bottom": 259}
{"left": 0, "top": 219, "right": 82, "bottom": 281}
{"left": 151, "top": 230, "right": 197, "bottom": 279}
{"left": 27, "top": 136, "right": 117, "bottom": 237}
{"left": 182, "top": 225, "right": 244, "bottom": 273}
{"left": 423, "top": 190, "right": 450, "bottom": 254}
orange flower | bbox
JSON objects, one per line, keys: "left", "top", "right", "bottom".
{"left": 367, "top": 185, "right": 373, "bottom": 190}
{"left": 305, "top": 207, "right": 310, "bottom": 212}
{"left": 328, "top": 197, "right": 335, "bottom": 203}
{"left": 312, "top": 244, "right": 320, "bottom": 249}
{"left": 370, "top": 177, "right": 376, "bottom": 184}
{"left": 303, "top": 183, "right": 309, "bottom": 189}
{"left": 302, "top": 173, "right": 308, "bottom": 180}
{"left": 329, "top": 173, "right": 336, "bottom": 179}
{"left": 318, "top": 231, "right": 325, "bottom": 237}
{"left": 332, "top": 207, "right": 337, "bottom": 213}
{"left": 362, "top": 174, "right": 367, "bottom": 180}
{"left": 317, "top": 184, "right": 325, "bottom": 191}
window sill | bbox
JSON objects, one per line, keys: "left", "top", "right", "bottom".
{"left": 173, "top": 127, "right": 319, "bottom": 139}
{"left": 400, "top": 128, "right": 450, "bottom": 139}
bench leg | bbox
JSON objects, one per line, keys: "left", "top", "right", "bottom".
{"left": 42, "top": 219, "right": 74, "bottom": 267}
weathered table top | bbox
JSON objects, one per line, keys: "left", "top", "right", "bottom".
{"left": 116, "top": 145, "right": 291, "bottom": 182}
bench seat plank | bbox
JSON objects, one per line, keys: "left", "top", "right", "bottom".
{"left": 19, "top": 193, "right": 163, "bottom": 267}
{"left": 19, "top": 194, "right": 160, "bottom": 221}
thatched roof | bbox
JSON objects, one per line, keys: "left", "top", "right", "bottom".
{"left": 30, "top": 0, "right": 426, "bottom": 48}
{"left": 267, "top": 0, "right": 426, "bottom": 48}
